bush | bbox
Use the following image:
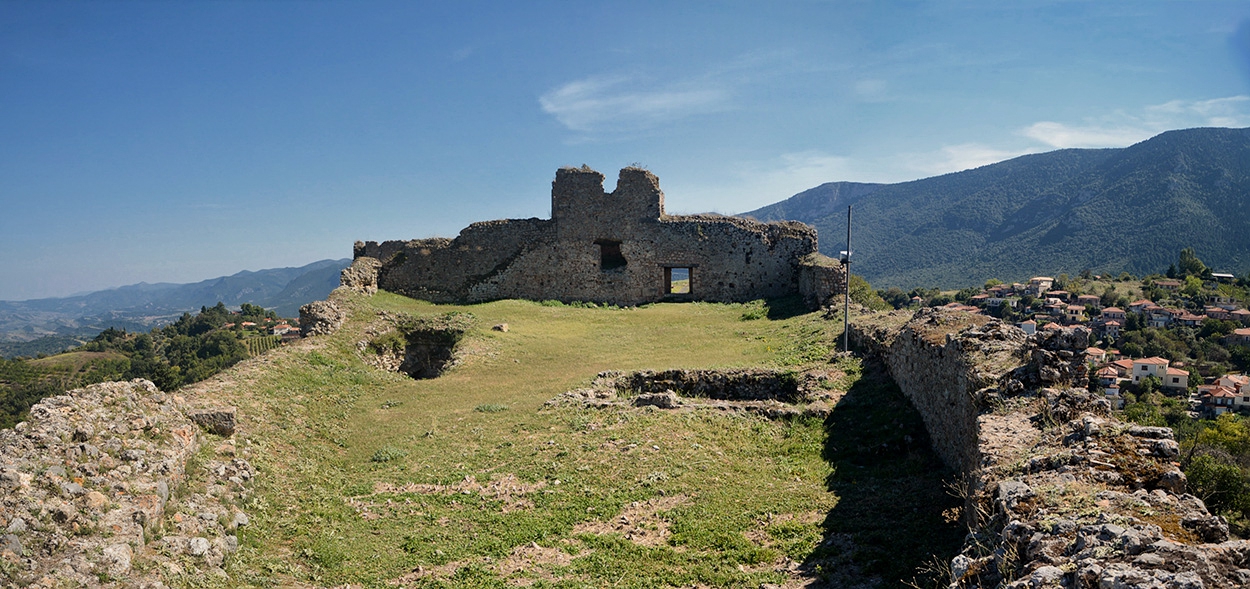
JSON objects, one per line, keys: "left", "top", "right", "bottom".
{"left": 1186, "top": 453, "right": 1250, "bottom": 518}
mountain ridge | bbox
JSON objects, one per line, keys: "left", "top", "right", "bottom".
{"left": 742, "top": 127, "right": 1250, "bottom": 288}
{"left": 0, "top": 259, "right": 350, "bottom": 356}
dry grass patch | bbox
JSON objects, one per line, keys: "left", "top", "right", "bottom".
{"left": 571, "top": 494, "right": 690, "bottom": 547}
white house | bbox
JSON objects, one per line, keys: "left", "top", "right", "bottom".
{"left": 1131, "top": 357, "right": 1170, "bottom": 384}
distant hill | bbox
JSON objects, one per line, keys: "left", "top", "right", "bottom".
{"left": 0, "top": 259, "right": 350, "bottom": 357}
{"left": 743, "top": 127, "right": 1250, "bottom": 289}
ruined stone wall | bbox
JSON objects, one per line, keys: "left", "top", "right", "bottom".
{"left": 852, "top": 308, "right": 1250, "bottom": 588}
{"left": 360, "top": 218, "right": 554, "bottom": 303}
{"left": 0, "top": 380, "right": 253, "bottom": 587}
{"left": 355, "top": 167, "right": 824, "bottom": 307}
{"left": 798, "top": 253, "right": 847, "bottom": 309}
{"left": 851, "top": 308, "right": 1023, "bottom": 473}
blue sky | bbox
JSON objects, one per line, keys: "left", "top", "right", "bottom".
{"left": 3, "top": 1, "right": 1249, "bottom": 300}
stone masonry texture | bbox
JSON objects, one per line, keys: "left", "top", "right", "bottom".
{"left": 852, "top": 307, "right": 1250, "bottom": 588}
{"left": 354, "top": 166, "right": 845, "bottom": 307}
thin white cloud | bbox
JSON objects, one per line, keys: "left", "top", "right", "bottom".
{"left": 1022, "top": 95, "right": 1250, "bottom": 148}
{"left": 903, "top": 143, "right": 1038, "bottom": 176}
{"left": 539, "top": 74, "right": 729, "bottom": 134}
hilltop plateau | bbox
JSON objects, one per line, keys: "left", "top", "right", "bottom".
{"left": 1, "top": 288, "right": 968, "bottom": 588}
{"left": 744, "top": 127, "right": 1250, "bottom": 289}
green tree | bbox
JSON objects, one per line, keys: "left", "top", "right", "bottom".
{"left": 879, "top": 287, "right": 909, "bottom": 310}
{"left": 849, "top": 275, "right": 890, "bottom": 311}
{"left": 1178, "top": 247, "right": 1208, "bottom": 278}
{"left": 1182, "top": 275, "right": 1204, "bottom": 298}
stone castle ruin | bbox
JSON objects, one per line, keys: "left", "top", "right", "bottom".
{"left": 350, "top": 166, "right": 845, "bottom": 308}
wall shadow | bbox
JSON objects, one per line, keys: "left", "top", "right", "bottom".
{"left": 764, "top": 294, "right": 812, "bottom": 320}
{"left": 801, "top": 358, "right": 965, "bottom": 588}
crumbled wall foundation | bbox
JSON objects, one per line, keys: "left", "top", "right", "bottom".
{"left": 357, "top": 311, "right": 474, "bottom": 379}
{"left": 851, "top": 308, "right": 1250, "bottom": 588}
{"left": 0, "top": 380, "right": 254, "bottom": 588}
{"left": 548, "top": 367, "right": 844, "bottom": 418}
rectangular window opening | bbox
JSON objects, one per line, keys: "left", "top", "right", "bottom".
{"left": 595, "top": 239, "right": 627, "bottom": 271}
{"left": 666, "top": 267, "right": 691, "bottom": 295}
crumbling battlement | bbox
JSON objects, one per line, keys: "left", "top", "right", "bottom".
{"left": 353, "top": 166, "right": 845, "bottom": 307}
{"left": 852, "top": 308, "right": 1250, "bottom": 588}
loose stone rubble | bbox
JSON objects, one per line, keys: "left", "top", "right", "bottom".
{"left": 0, "top": 380, "right": 254, "bottom": 588}
{"left": 852, "top": 308, "right": 1250, "bottom": 588}
{"left": 299, "top": 299, "right": 347, "bottom": 337}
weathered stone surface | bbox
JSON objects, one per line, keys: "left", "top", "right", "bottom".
{"left": 0, "top": 380, "right": 256, "bottom": 587}
{"left": 632, "top": 391, "right": 680, "bottom": 409}
{"left": 340, "top": 255, "right": 381, "bottom": 295}
{"left": 187, "top": 407, "right": 237, "bottom": 436}
{"left": 851, "top": 308, "right": 1250, "bottom": 589}
{"left": 549, "top": 368, "right": 842, "bottom": 418}
{"left": 300, "top": 299, "right": 346, "bottom": 336}
{"left": 357, "top": 166, "right": 843, "bottom": 307}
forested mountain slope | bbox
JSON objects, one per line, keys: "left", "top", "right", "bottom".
{"left": 744, "top": 128, "right": 1250, "bottom": 288}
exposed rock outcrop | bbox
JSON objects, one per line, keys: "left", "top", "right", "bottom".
{"left": 851, "top": 308, "right": 1250, "bottom": 588}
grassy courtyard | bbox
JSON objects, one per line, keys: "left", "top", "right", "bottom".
{"left": 180, "top": 292, "right": 961, "bottom": 588}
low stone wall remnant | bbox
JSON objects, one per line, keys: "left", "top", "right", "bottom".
{"left": 299, "top": 299, "right": 346, "bottom": 337}
{"left": 548, "top": 367, "right": 843, "bottom": 419}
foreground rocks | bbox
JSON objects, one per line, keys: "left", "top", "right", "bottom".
{"left": 0, "top": 380, "right": 253, "bottom": 588}
{"left": 852, "top": 308, "right": 1250, "bottom": 588}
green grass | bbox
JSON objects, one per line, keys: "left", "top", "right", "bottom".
{"left": 183, "top": 293, "right": 958, "bottom": 588}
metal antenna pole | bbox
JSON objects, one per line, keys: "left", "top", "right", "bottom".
{"left": 843, "top": 205, "right": 852, "bottom": 352}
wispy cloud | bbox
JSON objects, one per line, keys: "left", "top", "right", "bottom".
{"left": 539, "top": 74, "right": 730, "bottom": 134}
{"left": 1021, "top": 95, "right": 1250, "bottom": 148}
{"left": 903, "top": 143, "right": 1038, "bottom": 176}
{"left": 537, "top": 51, "right": 806, "bottom": 136}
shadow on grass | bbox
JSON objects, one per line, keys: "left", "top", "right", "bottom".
{"left": 764, "top": 294, "right": 812, "bottom": 320}
{"left": 803, "top": 358, "right": 965, "bottom": 588}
